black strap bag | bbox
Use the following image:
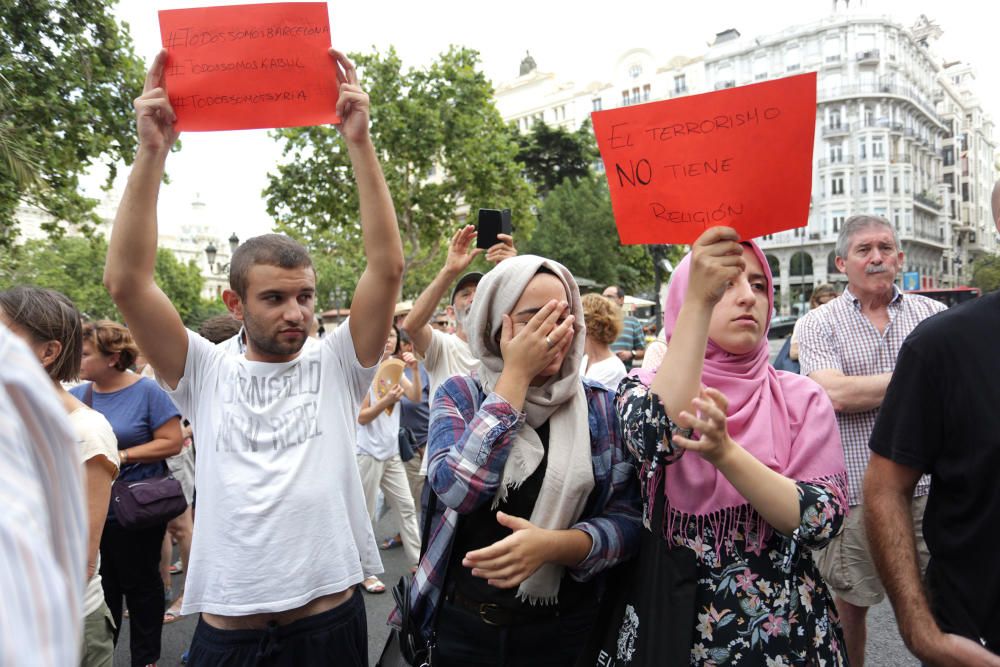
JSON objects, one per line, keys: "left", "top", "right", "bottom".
{"left": 84, "top": 383, "right": 188, "bottom": 530}
{"left": 576, "top": 474, "right": 698, "bottom": 666}
{"left": 377, "top": 490, "right": 439, "bottom": 667}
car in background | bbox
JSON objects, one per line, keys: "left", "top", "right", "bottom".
{"left": 768, "top": 315, "right": 799, "bottom": 340}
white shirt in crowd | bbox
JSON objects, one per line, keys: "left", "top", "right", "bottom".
{"left": 581, "top": 354, "right": 628, "bottom": 391}
{"left": 356, "top": 385, "right": 401, "bottom": 461}
{"left": 68, "top": 408, "right": 119, "bottom": 617}
{"left": 420, "top": 328, "right": 478, "bottom": 475}
{"left": 0, "top": 326, "right": 86, "bottom": 666}
{"left": 159, "top": 319, "right": 382, "bottom": 616}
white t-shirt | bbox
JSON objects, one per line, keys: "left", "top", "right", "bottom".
{"left": 356, "top": 386, "right": 401, "bottom": 461}
{"left": 68, "top": 408, "right": 118, "bottom": 617}
{"left": 582, "top": 354, "right": 628, "bottom": 391}
{"left": 159, "top": 320, "right": 382, "bottom": 616}
{"left": 420, "top": 329, "right": 477, "bottom": 474}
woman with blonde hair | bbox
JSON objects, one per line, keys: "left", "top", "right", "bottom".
{"left": 69, "top": 320, "right": 183, "bottom": 667}
{"left": 580, "top": 292, "right": 627, "bottom": 390}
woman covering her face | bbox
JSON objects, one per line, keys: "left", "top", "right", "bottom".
{"left": 399, "top": 255, "right": 642, "bottom": 666}
{"left": 617, "top": 227, "right": 849, "bottom": 666}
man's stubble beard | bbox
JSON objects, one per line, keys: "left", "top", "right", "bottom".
{"left": 243, "top": 309, "right": 308, "bottom": 357}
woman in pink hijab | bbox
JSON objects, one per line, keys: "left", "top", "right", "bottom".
{"left": 617, "top": 227, "right": 849, "bottom": 665}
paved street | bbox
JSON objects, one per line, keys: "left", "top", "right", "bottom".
{"left": 114, "top": 512, "right": 919, "bottom": 666}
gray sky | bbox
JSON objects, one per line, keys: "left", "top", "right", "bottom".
{"left": 99, "top": 0, "right": 998, "bottom": 240}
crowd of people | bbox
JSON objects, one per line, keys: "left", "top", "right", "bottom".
{"left": 3, "top": 46, "right": 999, "bottom": 667}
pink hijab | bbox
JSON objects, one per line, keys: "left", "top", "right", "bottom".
{"left": 635, "top": 241, "right": 846, "bottom": 550}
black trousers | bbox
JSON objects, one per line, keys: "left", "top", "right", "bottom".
{"left": 186, "top": 589, "right": 368, "bottom": 666}
{"left": 433, "top": 600, "right": 597, "bottom": 667}
{"left": 100, "top": 520, "right": 167, "bottom": 667}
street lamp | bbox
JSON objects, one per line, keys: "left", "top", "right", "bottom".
{"left": 204, "top": 233, "right": 240, "bottom": 274}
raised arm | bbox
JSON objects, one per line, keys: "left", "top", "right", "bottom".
{"left": 330, "top": 49, "right": 405, "bottom": 368}
{"left": 400, "top": 226, "right": 480, "bottom": 355}
{"left": 103, "top": 49, "right": 188, "bottom": 389}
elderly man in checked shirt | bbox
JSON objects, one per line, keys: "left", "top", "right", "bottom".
{"left": 797, "top": 214, "right": 945, "bottom": 667}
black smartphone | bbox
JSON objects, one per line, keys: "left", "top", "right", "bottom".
{"left": 476, "top": 208, "right": 512, "bottom": 249}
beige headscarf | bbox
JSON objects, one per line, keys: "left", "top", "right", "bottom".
{"left": 464, "top": 255, "right": 595, "bottom": 605}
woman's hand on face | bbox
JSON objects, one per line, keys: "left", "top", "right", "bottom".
{"left": 462, "top": 512, "right": 552, "bottom": 589}
{"left": 674, "top": 387, "right": 736, "bottom": 466}
{"left": 688, "top": 226, "right": 746, "bottom": 307}
{"left": 499, "top": 299, "right": 574, "bottom": 382}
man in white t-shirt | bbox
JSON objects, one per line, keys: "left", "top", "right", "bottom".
{"left": 400, "top": 224, "right": 515, "bottom": 479}
{"left": 102, "top": 49, "right": 403, "bottom": 665}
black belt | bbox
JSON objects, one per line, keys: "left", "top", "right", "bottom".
{"left": 447, "top": 590, "right": 563, "bottom": 627}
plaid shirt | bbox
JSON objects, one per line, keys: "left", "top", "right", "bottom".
{"left": 798, "top": 286, "right": 945, "bottom": 505}
{"left": 398, "top": 375, "right": 642, "bottom": 641}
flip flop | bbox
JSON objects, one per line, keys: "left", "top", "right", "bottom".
{"left": 380, "top": 535, "right": 402, "bottom": 550}
{"left": 163, "top": 608, "right": 183, "bottom": 624}
{"left": 169, "top": 559, "right": 184, "bottom": 575}
{"left": 362, "top": 576, "right": 385, "bottom": 594}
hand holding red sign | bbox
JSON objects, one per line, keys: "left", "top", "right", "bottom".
{"left": 158, "top": 2, "right": 339, "bottom": 132}
{"left": 134, "top": 49, "right": 180, "bottom": 154}
{"left": 591, "top": 73, "right": 817, "bottom": 245}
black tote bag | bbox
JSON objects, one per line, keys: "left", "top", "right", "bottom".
{"left": 577, "top": 474, "right": 698, "bottom": 666}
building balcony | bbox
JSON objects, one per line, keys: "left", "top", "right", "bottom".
{"left": 823, "top": 54, "right": 843, "bottom": 66}
{"left": 855, "top": 49, "right": 880, "bottom": 65}
{"left": 889, "top": 154, "right": 912, "bottom": 164}
{"left": 822, "top": 123, "right": 851, "bottom": 137}
{"left": 817, "top": 156, "right": 854, "bottom": 167}
{"left": 913, "top": 192, "right": 943, "bottom": 211}
{"left": 819, "top": 84, "right": 945, "bottom": 128}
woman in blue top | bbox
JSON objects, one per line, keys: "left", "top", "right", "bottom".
{"left": 400, "top": 255, "right": 642, "bottom": 667}
{"left": 70, "top": 320, "right": 182, "bottom": 667}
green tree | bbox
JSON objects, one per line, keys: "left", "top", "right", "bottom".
{"left": 514, "top": 120, "right": 598, "bottom": 197}
{"left": 0, "top": 2, "right": 146, "bottom": 246}
{"left": 0, "top": 237, "right": 208, "bottom": 326}
{"left": 971, "top": 254, "right": 1000, "bottom": 293}
{"left": 522, "top": 175, "right": 653, "bottom": 293}
{"left": 265, "top": 46, "right": 537, "bottom": 299}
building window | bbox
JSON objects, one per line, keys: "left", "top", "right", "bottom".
{"left": 874, "top": 172, "right": 885, "bottom": 193}
{"left": 858, "top": 139, "right": 867, "bottom": 159}
{"left": 893, "top": 176, "right": 899, "bottom": 194}
{"left": 860, "top": 175, "right": 868, "bottom": 194}
{"left": 872, "top": 136, "right": 884, "bottom": 158}
{"left": 832, "top": 214, "right": 846, "bottom": 233}
{"left": 962, "top": 182, "right": 970, "bottom": 202}
{"left": 673, "top": 74, "right": 687, "bottom": 94}
{"left": 621, "top": 90, "right": 630, "bottom": 106}
{"left": 642, "top": 84, "right": 651, "bottom": 102}
{"left": 831, "top": 175, "right": 845, "bottom": 195}
{"left": 628, "top": 63, "right": 643, "bottom": 79}
{"left": 592, "top": 98, "right": 602, "bottom": 112}
{"left": 829, "top": 143, "right": 843, "bottom": 163}
{"left": 829, "top": 110, "right": 842, "bottom": 128}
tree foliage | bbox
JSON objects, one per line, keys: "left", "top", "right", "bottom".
{"left": 0, "top": 1, "right": 146, "bottom": 246}
{"left": 971, "top": 253, "right": 1000, "bottom": 293}
{"left": 265, "top": 46, "right": 537, "bottom": 300}
{"left": 0, "top": 236, "right": 208, "bottom": 326}
{"left": 514, "top": 120, "right": 598, "bottom": 198}
{"left": 522, "top": 175, "right": 653, "bottom": 293}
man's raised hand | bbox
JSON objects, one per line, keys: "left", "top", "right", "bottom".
{"left": 444, "top": 225, "right": 482, "bottom": 275}
{"left": 135, "top": 49, "right": 179, "bottom": 154}
{"left": 330, "top": 48, "right": 370, "bottom": 145}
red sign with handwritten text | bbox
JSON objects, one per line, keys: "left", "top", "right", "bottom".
{"left": 592, "top": 73, "right": 817, "bottom": 244}
{"left": 158, "top": 2, "right": 338, "bottom": 131}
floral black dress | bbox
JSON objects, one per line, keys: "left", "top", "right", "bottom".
{"left": 617, "top": 376, "right": 849, "bottom": 666}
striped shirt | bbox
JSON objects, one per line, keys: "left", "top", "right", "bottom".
{"left": 0, "top": 326, "right": 86, "bottom": 666}
{"left": 398, "top": 375, "right": 642, "bottom": 640}
{"left": 798, "top": 286, "right": 945, "bottom": 505}
{"left": 610, "top": 315, "right": 646, "bottom": 370}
